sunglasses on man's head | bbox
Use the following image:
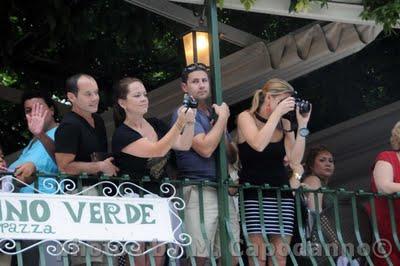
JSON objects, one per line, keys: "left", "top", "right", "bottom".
{"left": 183, "top": 63, "right": 209, "bottom": 73}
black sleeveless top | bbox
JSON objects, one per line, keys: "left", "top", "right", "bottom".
{"left": 238, "top": 137, "right": 289, "bottom": 193}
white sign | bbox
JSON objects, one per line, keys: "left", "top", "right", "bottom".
{"left": 0, "top": 193, "right": 174, "bottom": 242}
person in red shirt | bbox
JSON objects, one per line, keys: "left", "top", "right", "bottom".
{"left": 370, "top": 121, "right": 400, "bottom": 265}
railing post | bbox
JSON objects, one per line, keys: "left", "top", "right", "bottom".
{"left": 207, "top": 0, "right": 232, "bottom": 265}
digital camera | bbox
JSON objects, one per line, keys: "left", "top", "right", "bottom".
{"left": 182, "top": 94, "right": 198, "bottom": 109}
{"left": 282, "top": 97, "right": 311, "bottom": 131}
{"left": 294, "top": 98, "right": 311, "bottom": 115}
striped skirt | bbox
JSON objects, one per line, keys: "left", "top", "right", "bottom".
{"left": 243, "top": 197, "right": 295, "bottom": 235}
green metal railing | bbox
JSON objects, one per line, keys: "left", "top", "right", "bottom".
{"left": 0, "top": 173, "right": 399, "bottom": 266}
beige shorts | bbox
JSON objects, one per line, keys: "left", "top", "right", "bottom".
{"left": 183, "top": 185, "right": 240, "bottom": 258}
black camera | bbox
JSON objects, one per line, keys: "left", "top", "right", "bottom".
{"left": 182, "top": 94, "right": 198, "bottom": 109}
{"left": 294, "top": 98, "right": 311, "bottom": 115}
{"left": 282, "top": 97, "right": 311, "bottom": 131}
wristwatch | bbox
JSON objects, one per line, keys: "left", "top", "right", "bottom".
{"left": 299, "top": 127, "right": 310, "bottom": 137}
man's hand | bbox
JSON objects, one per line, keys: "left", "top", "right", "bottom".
{"left": 14, "top": 162, "right": 36, "bottom": 183}
{"left": 98, "top": 157, "right": 119, "bottom": 176}
{"left": 26, "top": 103, "right": 48, "bottom": 137}
{"left": 212, "top": 102, "right": 230, "bottom": 121}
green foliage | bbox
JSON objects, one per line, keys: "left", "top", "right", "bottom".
{"left": 217, "top": 0, "right": 256, "bottom": 10}
{"left": 0, "top": 69, "right": 18, "bottom": 87}
{"left": 289, "top": 0, "right": 329, "bottom": 12}
{"left": 0, "top": 0, "right": 188, "bottom": 153}
{"left": 240, "top": 0, "right": 257, "bottom": 11}
{"left": 361, "top": 0, "right": 400, "bottom": 33}
{"left": 1, "top": 0, "right": 186, "bottom": 93}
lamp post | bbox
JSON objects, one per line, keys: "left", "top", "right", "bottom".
{"left": 182, "top": 29, "right": 210, "bottom": 66}
{"left": 182, "top": 4, "right": 210, "bottom": 66}
{"left": 206, "top": 1, "right": 232, "bottom": 266}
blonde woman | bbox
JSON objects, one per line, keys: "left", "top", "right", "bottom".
{"left": 237, "top": 78, "right": 311, "bottom": 266}
{"left": 370, "top": 121, "right": 400, "bottom": 266}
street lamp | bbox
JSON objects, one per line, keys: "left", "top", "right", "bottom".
{"left": 182, "top": 29, "right": 210, "bottom": 66}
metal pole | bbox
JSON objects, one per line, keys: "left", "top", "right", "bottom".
{"left": 207, "top": 1, "right": 232, "bottom": 265}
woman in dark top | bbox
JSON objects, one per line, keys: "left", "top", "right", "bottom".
{"left": 112, "top": 77, "right": 195, "bottom": 182}
{"left": 237, "top": 78, "right": 311, "bottom": 266}
{"left": 112, "top": 77, "right": 195, "bottom": 266}
{"left": 303, "top": 145, "right": 335, "bottom": 212}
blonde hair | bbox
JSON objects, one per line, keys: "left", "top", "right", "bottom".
{"left": 249, "top": 78, "right": 295, "bottom": 114}
{"left": 390, "top": 121, "right": 400, "bottom": 150}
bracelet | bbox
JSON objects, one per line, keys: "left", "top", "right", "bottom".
{"left": 293, "top": 172, "right": 302, "bottom": 181}
{"left": 186, "top": 121, "right": 195, "bottom": 125}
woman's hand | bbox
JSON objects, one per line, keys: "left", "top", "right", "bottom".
{"left": 290, "top": 162, "right": 304, "bottom": 177}
{"left": 177, "top": 106, "right": 196, "bottom": 125}
{"left": 296, "top": 103, "right": 312, "bottom": 128}
{"left": 184, "top": 108, "right": 196, "bottom": 125}
{"left": 273, "top": 97, "right": 295, "bottom": 117}
{"left": 289, "top": 163, "right": 304, "bottom": 190}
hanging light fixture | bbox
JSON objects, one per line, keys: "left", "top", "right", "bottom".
{"left": 182, "top": 29, "right": 210, "bottom": 66}
{"left": 182, "top": 5, "right": 210, "bottom": 66}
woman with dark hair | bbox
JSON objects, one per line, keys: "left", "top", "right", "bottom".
{"left": 112, "top": 77, "right": 195, "bottom": 182}
{"left": 236, "top": 78, "right": 311, "bottom": 266}
{"left": 303, "top": 145, "right": 335, "bottom": 212}
{"left": 112, "top": 77, "right": 195, "bottom": 265}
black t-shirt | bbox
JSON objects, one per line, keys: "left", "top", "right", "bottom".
{"left": 112, "top": 118, "right": 169, "bottom": 179}
{"left": 55, "top": 112, "right": 107, "bottom": 162}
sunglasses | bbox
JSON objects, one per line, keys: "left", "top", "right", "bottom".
{"left": 183, "top": 63, "right": 209, "bottom": 74}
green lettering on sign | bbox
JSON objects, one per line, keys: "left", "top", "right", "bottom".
{"left": 89, "top": 203, "right": 102, "bottom": 224}
{"left": 29, "top": 200, "right": 50, "bottom": 222}
{"left": 103, "top": 203, "right": 124, "bottom": 224}
{"left": 125, "top": 204, "right": 141, "bottom": 224}
{"left": 63, "top": 201, "right": 86, "bottom": 223}
{"left": 140, "top": 204, "right": 155, "bottom": 224}
{"left": 5, "top": 200, "right": 28, "bottom": 222}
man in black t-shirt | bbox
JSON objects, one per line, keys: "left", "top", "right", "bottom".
{"left": 55, "top": 73, "right": 118, "bottom": 176}
{"left": 55, "top": 74, "right": 118, "bottom": 266}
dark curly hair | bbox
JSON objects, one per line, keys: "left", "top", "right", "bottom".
{"left": 304, "top": 144, "right": 333, "bottom": 185}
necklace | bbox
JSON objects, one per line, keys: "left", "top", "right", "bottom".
{"left": 254, "top": 112, "right": 268, "bottom": 123}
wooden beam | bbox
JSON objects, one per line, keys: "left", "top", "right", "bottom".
{"left": 170, "top": 0, "right": 400, "bottom": 29}
{"left": 124, "top": 0, "right": 262, "bottom": 47}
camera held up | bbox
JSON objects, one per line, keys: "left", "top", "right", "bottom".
{"left": 282, "top": 97, "right": 311, "bottom": 131}
{"left": 183, "top": 93, "right": 198, "bottom": 111}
